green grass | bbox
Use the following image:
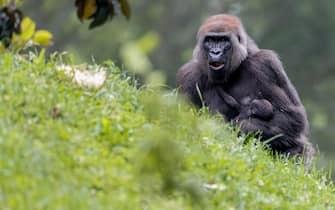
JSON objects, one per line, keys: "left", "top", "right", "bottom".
{"left": 0, "top": 52, "right": 334, "bottom": 210}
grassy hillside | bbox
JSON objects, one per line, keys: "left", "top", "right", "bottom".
{"left": 0, "top": 52, "right": 334, "bottom": 210}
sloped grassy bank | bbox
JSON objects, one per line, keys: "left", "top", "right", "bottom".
{"left": 0, "top": 52, "right": 334, "bottom": 210}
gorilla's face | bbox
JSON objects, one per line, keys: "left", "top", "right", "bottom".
{"left": 202, "top": 32, "right": 233, "bottom": 82}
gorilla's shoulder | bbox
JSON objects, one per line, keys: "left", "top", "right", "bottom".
{"left": 244, "top": 49, "right": 286, "bottom": 83}
{"left": 248, "top": 49, "right": 281, "bottom": 65}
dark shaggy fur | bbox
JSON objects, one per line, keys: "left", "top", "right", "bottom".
{"left": 177, "top": 14, "right": 315, "bottom": 166}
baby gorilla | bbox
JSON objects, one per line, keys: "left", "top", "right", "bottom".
{"left": 215, "top": 89, "right": 274, "bottom": 122}
{"left": 236, "top": 97, "right": 274, "bottom": 121}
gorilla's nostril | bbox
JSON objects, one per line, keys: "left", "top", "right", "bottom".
{"left": 210, "top": 49, "right": 222, "bottom": 56}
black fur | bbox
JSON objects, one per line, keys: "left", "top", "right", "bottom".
{"left": 177, "top": 15, "right": 315, "bottom": 166}
{"left": 237, "top": 98, "right": 274, "bottom": 121}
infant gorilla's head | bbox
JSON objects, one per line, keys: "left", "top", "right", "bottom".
{"left": 250, "top": 99, "right": 273, "bottom": 120}
{"left": 238, "top": 98, "right": 274, "bottom": 120}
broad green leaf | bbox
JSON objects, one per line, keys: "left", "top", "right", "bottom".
{"left": 20, "top": 17, "right": 36, "bottom": 41}
{"left": 33, "top": 30, "right": 53, "bottom": 46}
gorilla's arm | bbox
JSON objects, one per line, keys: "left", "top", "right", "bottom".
{"left": 238, "top": 50, "right": 308, "bottom": 154}
{"left": 257, "top": 50, "right": 303, "bottom": 106}
{"left": 177, "top": 63, "right": 240, "bottom": 118}
{"left": 177, "top": 61, "right": 204, "bottom": 107}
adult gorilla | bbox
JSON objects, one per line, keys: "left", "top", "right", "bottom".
{"left": 177, "top": 14, "right": 314, "bottom": 165}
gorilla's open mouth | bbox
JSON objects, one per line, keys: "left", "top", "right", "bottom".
{"left": 209, "top": 62, "right": 225, "bottom": 70}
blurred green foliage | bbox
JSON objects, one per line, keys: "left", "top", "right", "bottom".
{"left": 11, "top": 17, "right": 53, "bottom": 49}
{"left": 1, "top": 51, "right": 335, "bottom": 209}
{"left": 0, "top": 1, "right": 52, "bottom": 50}
{"left": 18, "top": 0, "right": 335, "bottom": 176}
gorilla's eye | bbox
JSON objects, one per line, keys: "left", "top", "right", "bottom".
{"left": 204, "top": 38, "right": 214, "bottom": 45}
{"left": 225, "top": 42, "right": 231, "bottom": 50}
{"left": 204, "top": 40, "right": 212, "bottom": 49}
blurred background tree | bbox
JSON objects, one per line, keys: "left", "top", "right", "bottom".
{"left": 21, "top": 0, "right": 335, "bottom": 171}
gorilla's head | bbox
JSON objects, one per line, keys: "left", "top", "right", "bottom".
{"left": 195, "top": 14, "right": 256, "bottom": 83}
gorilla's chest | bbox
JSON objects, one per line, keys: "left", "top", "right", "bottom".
{"left": 205, "top": 70, "right": 264, "bottom": 120}
{"left": 225, "top": 69, "right": 263, "bottom": 102}
{"left": 201, "top": 63, "right": 267, "bottom": 121}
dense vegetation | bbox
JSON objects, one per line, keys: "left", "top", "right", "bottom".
{"left": 21, "top": 1, "right": 335, "bottom": 171}
{"left": 0, "top": 52, "right": 334, "bottom": 209}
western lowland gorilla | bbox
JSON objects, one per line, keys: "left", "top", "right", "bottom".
{"left": 177, "top": 14, "right": 315, "bottom": 166}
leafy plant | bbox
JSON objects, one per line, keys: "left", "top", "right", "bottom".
{"left": 75, "top": 0, "right": 131, "bottom": 29}
{"left": 0, "top": 1, "right": 53, "bottom": 51}
{"left": 11, "top": 17, "right": 53, "bottom": 49}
